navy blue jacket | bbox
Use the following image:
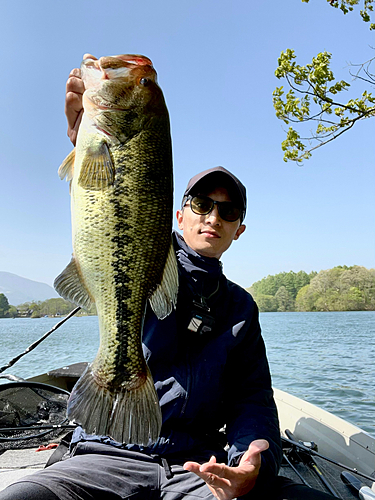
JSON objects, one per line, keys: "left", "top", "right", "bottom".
{"left": 73, "top": 232, "right": 282, "bottom": 487}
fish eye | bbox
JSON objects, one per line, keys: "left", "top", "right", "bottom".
{"left": 139, "top": 78, "right": 150, "bottom": 86}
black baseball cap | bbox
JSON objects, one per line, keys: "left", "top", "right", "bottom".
{"left": 181, "top": 166, "right": 247, "bottom": 221}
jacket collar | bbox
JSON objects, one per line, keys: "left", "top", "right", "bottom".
{"left": 173, "top": 231, "right": 223, "bottom": 285}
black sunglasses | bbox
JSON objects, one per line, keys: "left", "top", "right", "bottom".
{"left": 186, "top": 195, "right": 243, "bottom": 222}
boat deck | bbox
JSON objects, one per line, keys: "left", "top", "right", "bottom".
{"left": 279, "top": 437, "right": 375, "bottom": 499}
{"left": 0, "top": 425, "right": 67, "bottom": 491}
{"left": 0, "top": 447, "right": 55, "bottom": 490}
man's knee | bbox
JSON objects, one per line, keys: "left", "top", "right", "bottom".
{"left": 0, "top": 482, "right": 59, "bottom": 500}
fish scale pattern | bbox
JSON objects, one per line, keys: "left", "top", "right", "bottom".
{"left": 72, "top": 131, "right": 172, "bottom": 382}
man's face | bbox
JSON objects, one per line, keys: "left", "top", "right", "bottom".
{"left": 176, "top": 187, "right": 246, "bottom": 259}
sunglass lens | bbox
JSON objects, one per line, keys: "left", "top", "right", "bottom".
{"left": 191, "top": 196, "right": 213, "bottom": 215}
{"left": 219, "top": 204, "right": 241, "bottom": 222}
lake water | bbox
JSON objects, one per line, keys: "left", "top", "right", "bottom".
{"left": 0, "top": 311, "right": 374, "bottom": 437}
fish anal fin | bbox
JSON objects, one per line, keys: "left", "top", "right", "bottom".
{"left": 78, "top": 141, "right": 114, "bottom": 190}
{"left": 54, "top": 257, "right": 93, "bottom": 310}
{"left": 67, "top": 365, "right": 161, "bottom": 445}
{"left": 149, "top": 241, "right": 178, "bottom": 320}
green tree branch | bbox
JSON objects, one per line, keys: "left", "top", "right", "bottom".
{"left": 302, "top": 0, "right": 374, "bottom": 29}
{"left": 273, "top": 49, "right": 375, "bottom": 162}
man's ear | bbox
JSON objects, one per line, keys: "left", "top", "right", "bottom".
{"left": 234, "top": 224, "right": 246, "bottom": 241}
{"left": 176, "top": 209, "right": 184, "bottom": 230}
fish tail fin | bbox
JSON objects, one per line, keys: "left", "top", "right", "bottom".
{"left": 67, "top": 365, "right": 161, "bottom": 445}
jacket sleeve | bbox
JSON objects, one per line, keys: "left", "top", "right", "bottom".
{"left": 224, "top": 300, "right": 282, "bottom": 491}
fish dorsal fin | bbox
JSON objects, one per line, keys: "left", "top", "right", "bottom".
{"left": 54, "top": 257, "right": 94, "bottom": 310}
{"left": 58, "top": 149, "right": 76, "bottom": 181}
{"left": 149, "top": 241, "right": 178, "bottom": 319}
{"left": 78, "top": 141, "right": 114, "bottom": 190}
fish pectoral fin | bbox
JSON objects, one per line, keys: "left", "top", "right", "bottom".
{"left": 78, "top": 141, "right": 115, "bottom": 190}
{"left": 54, "top": 257, "right": 94, "bottom": 310}
{"left": 149, "top": 241, "right": 178, "bottom": 320}
{"left": 58, "top": 149, "right": 76, "bottom": 181}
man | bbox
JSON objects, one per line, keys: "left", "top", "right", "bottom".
{"left": 0, "top": 59, "right": 337, "bottom": 500}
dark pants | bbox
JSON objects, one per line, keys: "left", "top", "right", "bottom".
{"left": 0, "top": 443, "right": 336, "bottom": 500}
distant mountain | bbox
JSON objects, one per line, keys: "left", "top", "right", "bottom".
{"left": 0, "top": 272, "right": 59, "bottom": 306}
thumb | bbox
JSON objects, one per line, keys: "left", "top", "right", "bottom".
{"left": 240, "top": 439, "right": 269, "bottom": 468}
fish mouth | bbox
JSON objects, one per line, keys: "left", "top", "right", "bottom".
{"left": 81, "top": 54, "right": 157, "bottom": 111}
{"left": 83, "top": 54, "right": 154, "bottom": 74}
{"left": 81, "top": 54, "right": 156, "bottom": 85}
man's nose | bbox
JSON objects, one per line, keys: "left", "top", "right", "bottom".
{"left": 205, "top": 205, "right": 221, "bottom": 224}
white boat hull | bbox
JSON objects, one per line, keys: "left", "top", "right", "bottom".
{"left": 274, "top": 387, "right": 375, "bottom": 478}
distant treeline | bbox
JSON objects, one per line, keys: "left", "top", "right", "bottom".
{"left": 2, "top": 265, "right": 374, "bottom": 317}
{"left": 247, "top": 266, "right": 375, "bottom": 312}
{"left": 0, "top": 294, "right": 14, "bottom": 318}
{"left": 0, "top": 295, "right": 96, "bottom": 318}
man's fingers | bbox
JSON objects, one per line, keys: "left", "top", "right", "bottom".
{"left": 240, "top": 439, "right": 269, "bottom": 468}
{"left": 194, "top": 469, "right": 230, "bottom": 489}
{"left": 65, "top": 55, "right": 97, "bottom": 146}
{"left": 66, "top": 75, "right": 84, "bottom": 95}
{"left": 68, "top": 67, "right": 81, "bottom": 79}
{"left": 65, "top": 93, "right": 83, "bottom": 128}
{"left": 65, "top": 90, "right": 83, "bottom": 112}
{"left": 183, "top": 461, "right": 200, "bottom": 473}
{"left": 200, "top": 461, "right": 226, "bottom": 477}
{"left": 249, "top": 439, "right": 269, "bottom": 455}
{"left": 205, "top": 473, "right": 230, "bottom": 488}
{"left": 184, "top": 460, "right": 229, "bottom": 487}
{"left": 65, "top": 68, "right": 85, "bottom": 139}
{"left": 184, "top": 463, "right": 215, "bottom": 483}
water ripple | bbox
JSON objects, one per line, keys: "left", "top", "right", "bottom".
{"left": 261, "top": 311, "right": 375, "bottom": 437}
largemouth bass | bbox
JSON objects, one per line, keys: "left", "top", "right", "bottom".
{"left": 55, "top": 55, "right": 177, "bottom": 445}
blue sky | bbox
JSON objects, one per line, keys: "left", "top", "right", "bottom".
{"left": 0, "top": 0, "right": 374, "bottom": 290}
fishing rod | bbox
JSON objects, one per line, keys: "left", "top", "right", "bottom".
{"left": 285, "top": 429, "right": 341, "bottom": 498}
{"left": 341, "top": 471, "right": 375, "bottom": 500}
{"left": 0, "top": 429, "right": 68, "bottom": 443}
{"left": 282, "top": 452, "right": 312, "bottom": 488}
{"left": 282, "top": 435, "right": 375, "bottom": 483}
{"left": 0, "top": 418, "right": 77, "bottom": 442}
{"left": 0, "top": 429, "right": 76, "bottom": 443}
{"left": 0, "top": 424, "right": 76, "bottom": 433}
{"left": 0, "top": 307, "right": 81, "bottom": 375}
